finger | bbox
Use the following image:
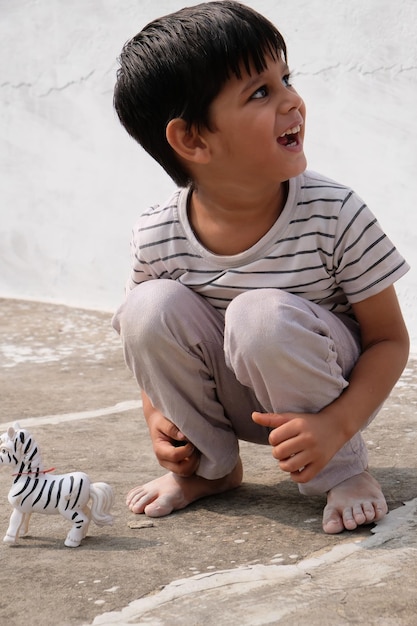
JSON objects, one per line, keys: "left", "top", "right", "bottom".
{"left": 171, "top": 441, "right": 196, "bottom": 460}
{"left": 268, "top": 425, "right": 296, "bottom": 447}
{"left": 156, "top": 440, "right": 195, "bottom": 462}
{"left": 164, "top": 421, "right": 187, "bottom": 441}
{"left": 160, "top": 449, "right": 201, "bottom": 477}
{"left": 289, "top": 465, "right": 314, "bottom": 483}
{"left": 278, "top": 451, "right": 306, "bottom": 473}
{"left": 273, "top": 442, "right": 310, "bottom": 472}
{"left": 177, "top": 453, "right": 201, "bottom": 477}
{"left": 252, "top": 412, "right": 290, "bottom": 429}
{"left": 172, "top": 439, "right": 189, "bottom": 447}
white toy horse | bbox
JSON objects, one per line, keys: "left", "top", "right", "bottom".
{"left": 0, "top": 424, "right": 114, "bottom": 547}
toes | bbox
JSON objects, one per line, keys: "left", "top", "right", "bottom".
{"left": 357, "top": 501, "right": 376, "bottom": 524}
{"left": 127, "top": 488, "right": 153, "bottom": 513}
{"left": 323, "top": 505, "right": 369, "bottom": 533}
{"left": 126, "top": 486, "right": 175, "bottom": 517}
{"left": 126, "top": 486, "right": 145, "bottom": 505}
{"left": 351, "top": 500, "right": 387, "bottom": 526}
{"left": 322, "top": 507, "right": 345, "bottom": 534}
{"left": 144, "top": 496, "right": 174, "bottom": 517}
{"left": 324, "top": 472, "right": 388, "bottom": 534}
{"left": 340, "top": 506, "right": 359, "bottom": 531}
{"left": 325, "top": 501, "right": 386, "bottom": 534}
{"left": 339, "top": 504, "right": 375, "bottom": 531}
{"left": 351, "top": 503, "right": 368, "bottom": 526}
{"left": 323, "top": 519, "right": 345, "bottom": 534}
{"left": 374, "top": 502, "right": 388, "bottom": 521}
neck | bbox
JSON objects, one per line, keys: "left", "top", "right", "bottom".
{"left": 193, "top": 179, "right": 287, "bottom": 219}
{"left": 16, "top": 453, "right": 45, "bottom": 476}
{"left": 189, "top": 181, "right": 288, "bottom": 255}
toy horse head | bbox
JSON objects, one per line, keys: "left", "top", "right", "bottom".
{"left": 0, "top": 426, "right": 19, "bottom": 461}
{"left": 0, "top": 424, "right": 44, "bottom": 473}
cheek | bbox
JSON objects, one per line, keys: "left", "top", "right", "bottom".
{"left": 220, "top": 129, "right": 253, "bottom": 157}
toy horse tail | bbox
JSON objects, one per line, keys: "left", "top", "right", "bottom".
{"left": 89, "top": 482, "right": 115, "bottom": 527}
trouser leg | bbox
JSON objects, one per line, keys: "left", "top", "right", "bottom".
{"left": 224, "top": 289, "right": 371, "bottom": 494}
{"left": 112, "top": 280, "right": 266, "bottom": 480}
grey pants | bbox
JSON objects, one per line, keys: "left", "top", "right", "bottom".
{"left": 113, "top": 280, "right": 372, "bottom": 495}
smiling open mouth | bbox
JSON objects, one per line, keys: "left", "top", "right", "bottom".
{"left": 278, "top": 124, "right": 301, "bottom": 147}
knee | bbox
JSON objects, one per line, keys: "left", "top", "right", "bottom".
{"left": 225, "top": 289, "right": 295, "bottom": 355}
{"left": 225, "top": 289, "right": 326, "bottom": 374}
{"left": 113, "top": 279, "right": 188, "bottom": 345}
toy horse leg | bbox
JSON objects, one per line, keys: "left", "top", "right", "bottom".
{"left": 61, "top": 508, "right": 91, "bottom": 548}
{"left": 81, "top": 505, "right": 92, "bottom": 539}
{"left": 18, "top": 512, "right": 32, "bottom": 537}
{"left": 4, "top": 508, "right": 25, "bottom": 544}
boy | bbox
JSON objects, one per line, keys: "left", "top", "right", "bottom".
{"left": 112, "top": 1, "right": 409, "bottom": 534}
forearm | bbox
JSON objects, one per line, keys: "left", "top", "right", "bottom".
{"left": 321, "top": 335, "right": 409, "bottom": 442}
{"left": 140, "top": 389, "right": 199, "bottom": 475}
{"left": 141, "top": 390, "right": 157, "bottom": 425}
{"left": 141, "top": 390, "right": 185, "bottom": 441}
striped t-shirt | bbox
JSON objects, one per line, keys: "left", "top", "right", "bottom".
{"left": 126, "top": 170, "right": 409, "bottom": 318}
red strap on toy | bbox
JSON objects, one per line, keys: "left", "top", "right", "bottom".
{"left": 12, "top": 467, "right": 56, "bottom": 477}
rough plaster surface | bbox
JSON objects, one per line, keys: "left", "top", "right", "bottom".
{"left": 1, "top": 0, "right": 417, "bottom": 343}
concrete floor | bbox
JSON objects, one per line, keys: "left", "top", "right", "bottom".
{"left": 1, "top": 298, "right": 416, "bottom": 625}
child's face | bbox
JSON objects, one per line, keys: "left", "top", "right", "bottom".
{"left": 201, "top": 55, "right": 307, "bottom": 188}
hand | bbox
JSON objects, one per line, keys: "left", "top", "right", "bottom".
{"left": 252, "top": 411, "right": 345, "bottom": 483}
{"left": 145, "top": 403, "right": 200, "bottom": 477}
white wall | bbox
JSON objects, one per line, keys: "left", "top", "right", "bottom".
{"left": 1, "top": 0, "right": 417, "bottom": 345}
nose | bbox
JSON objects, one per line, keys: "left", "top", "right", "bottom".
{"left": 279, "top": 86, "right": 304, "bottom": 114}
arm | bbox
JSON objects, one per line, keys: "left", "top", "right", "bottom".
{"left": 141, "top": 390, "right": 201, "bottom": 477}
{"left": 253, "top": 285, "right": 409, "bottom": 483}
{"left": 323, "top": 285, "right": 409, "bottom": 437}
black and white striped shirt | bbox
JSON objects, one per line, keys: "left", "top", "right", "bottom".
{"left": 126, "top": 171, "right": 409, "bottom": 318}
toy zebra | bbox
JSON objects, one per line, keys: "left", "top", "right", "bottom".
{"left": 0, "top": 424, "right": 114, "bottom": 548}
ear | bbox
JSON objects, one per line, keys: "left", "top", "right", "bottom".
{"left": 166, "top": 118, "right": 211, "bottom": 165}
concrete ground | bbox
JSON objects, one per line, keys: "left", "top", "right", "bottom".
{"left": 1, "top": 298, "right": 417, "bottom": 626}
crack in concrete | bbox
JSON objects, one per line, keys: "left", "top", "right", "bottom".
{"left": 87, "top": 498, "right": 417, "bottom": 625}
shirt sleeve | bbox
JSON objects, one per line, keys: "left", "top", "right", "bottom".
{"left": 333, "top": 189, "right": 409, "bottom": 303}
{"left": 125, "top": 218, "right": 156, "bottom": 293}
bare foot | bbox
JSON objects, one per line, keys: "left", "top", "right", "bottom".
{"left": 126, "top": 458, "right": 243, "bottom": 517}
{"left": 322, "top": 470, "right": 388, "bottom": 534}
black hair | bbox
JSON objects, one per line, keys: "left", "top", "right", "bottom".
{"left": 114, "top": 1, "right": 287, "bottom": 187}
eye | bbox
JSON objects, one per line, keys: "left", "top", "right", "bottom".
{"left": 250, "top": 85, "right": 269, "bottom": 100}
{"left": 282, "top": 73, "right": 293, "bottom": 88}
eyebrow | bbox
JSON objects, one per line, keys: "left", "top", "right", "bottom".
{"left": 239, "top": 60, "right": 290, "bottom": 96}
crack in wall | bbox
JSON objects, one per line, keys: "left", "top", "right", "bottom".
{"left": 2, "top": 63, "right": 416, "bottom": 99}
{"left": 295, "top": 63, "right": 417, "bottom": 77}
{"left": 39, "top": 70, "right": 95, "bottom": 97}
{"left": 0, "top": 81, "right": 34, "bottom": 89}
{"left": 0, "top": 70, "right": 96, "bottom": 95}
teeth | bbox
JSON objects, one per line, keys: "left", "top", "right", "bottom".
{"left": 280, "top": 124, "right": 301, "bottom": 137}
